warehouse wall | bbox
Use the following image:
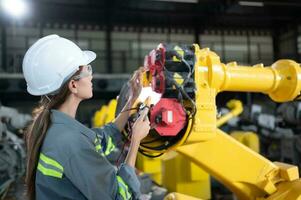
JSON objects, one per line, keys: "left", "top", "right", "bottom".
{"left": 0, "top": 22, "right": 282, "bottom": 74}
{"left": 200, "top": 30, "right": 273, "bottom": 65}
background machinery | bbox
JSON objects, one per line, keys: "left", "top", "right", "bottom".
{"left": 0, "top": 104, "right": 30, "bottom": 199}
{"left": 227, "top": 101, "right": 301, "bottom": 170}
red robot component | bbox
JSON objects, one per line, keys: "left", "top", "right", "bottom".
{"left": 150, "top": 98, "right": 187, "bottom": 136}
{"left": 144, "top": 43, "right": 166, "bottom": 94}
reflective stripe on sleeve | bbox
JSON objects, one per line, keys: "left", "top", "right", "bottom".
{"left": 104, "top": 136, "right": 115, "bottom": 156}
{"left": 95, "top": 144, "right": 102, "bottom": 151}
{"left": 37, "top": 153, "right": 64, "bottom": 178}
{"left": 40, "top": 153, "right": 64, "bottom": 171}
{"left": 37, "top": 163, "right": 63, "bottom": 178}
{"left": 94, "top": 136, "right": 115, "bottom": 156}
{"left": 117, "top": 176, "right": 132, "bottom": 200}
{"left": 94, "top": 137, "right": 105, "bottom": 156}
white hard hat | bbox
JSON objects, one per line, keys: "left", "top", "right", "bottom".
{"left": 22, "top": 34, "right": 96, "bottom": 96}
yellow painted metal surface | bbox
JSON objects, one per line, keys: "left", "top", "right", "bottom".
{"left": 230, "top": 131, "right": 260, "bottom": 153}
{"left": 164, "top": 192, "right": 203, "bottom": 200}
{"left": 92, "top": 105, "right": 108, "bottom": 127}
{"left": 169, "top": 45, "right": 301, "bottom": 199}
{"left": 162, "top": 151, "right": 211, "bottom": 199}
{"left": 177, "top": 129, "right": 300, "bottom": 199}
{"left": 92, "top": 99, "right": 117, "bottom": 127}
{"left": 136, "top": 154, "right": 163, "bottom": 184}
{"left": 105, "top": 99, "right": 117, "bottom": 124}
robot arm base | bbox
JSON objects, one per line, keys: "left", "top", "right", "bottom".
{"left": 264, "top": 179, "right": 301, "bottom": 200}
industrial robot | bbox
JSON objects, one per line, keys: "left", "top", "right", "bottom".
{"left": 116, "top": 43, "right": 301, "bottom": 200}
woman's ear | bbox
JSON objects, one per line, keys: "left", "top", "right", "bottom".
{"left": 68, "top": 80, "right": 78, "bottom": 94}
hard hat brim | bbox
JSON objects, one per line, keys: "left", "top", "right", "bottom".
{"left": 27, "top": 50, "right": 97, "bottom": 96}
{"left": 82, "top": 50, "right": 96, "bottom": 65}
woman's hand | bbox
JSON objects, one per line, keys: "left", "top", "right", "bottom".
{"left": 125, "top": 97, "right": 151, "bottom": 168}
{"left": 128, "top": 67, "right": 145, "bottom": 105}
{"left": 125, "top": 106, "right": 150, "bottom": 168}
{"left": 131, "top": 106, "right": 151, "bottom": 143}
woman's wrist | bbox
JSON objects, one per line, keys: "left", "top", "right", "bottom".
{"left": 125, "top": 139, "right": 140, "bottom": 168}
{"left": 130, "top": 137, "right": 141, "bottom": 147}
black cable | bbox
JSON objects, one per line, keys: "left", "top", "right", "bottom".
{"left": 140, "top": 117, "right": 193, "bottom": 151}
{"left": 140, "top": 142, "right": 168, "bottom": 150}
{"left": 182, "top": 118, "right": 195, "bottom": 144}
{"left": 135, "top": 55, "right": 196, "bottom": 153}
{"left": 120, "top": 47, "right": 196, "bottom": 157}
{"left": 140, "top": 137, "right": 162, "bottom": 145}
{"left": 163, "top": 69, "right": 195, "bottom": 116}
{"left": 163, "top": 51, "right": 197, "bottom": 117}
{"left": 171, "top": 78, "right": 196, "bottom": 116}
{"left": 138, "top": 149, "right": 164, "bottom": 158}
{"left": 172, "top": 50, "right": 192, "bottom": 79}
{"left": 120, "top": 107, "right": 139, "bottom": 113}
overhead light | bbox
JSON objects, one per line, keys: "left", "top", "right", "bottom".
{"left": 1, "top": 0, "right": 28, "bottom": 18}
{"left": 152, "top": 0, "right": 198, "bottom": 3}
{"left": 239, "top": 1, "right": 264, "bottom": 7}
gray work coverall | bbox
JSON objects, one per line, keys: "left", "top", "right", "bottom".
{"left": 35, "top": 109, "right": 140, "bottom": 200}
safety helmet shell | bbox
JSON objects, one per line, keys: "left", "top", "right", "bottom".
{"left": 22, "top": 34, "right": 96, "bottom": 95}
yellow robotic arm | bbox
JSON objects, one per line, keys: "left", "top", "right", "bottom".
{"left": 176, "top": 45, "right": 301, "bottom": 200}
{"left": 117, "top": 43, "right": 301, "bottom": 199}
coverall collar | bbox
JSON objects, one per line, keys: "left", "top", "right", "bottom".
{"left": 50, "top": 109, "right": 92, "bottom": 135}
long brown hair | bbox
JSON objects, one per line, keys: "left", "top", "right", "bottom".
{"left": 25, "top": 68, "right": 82, "bottom": 200}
